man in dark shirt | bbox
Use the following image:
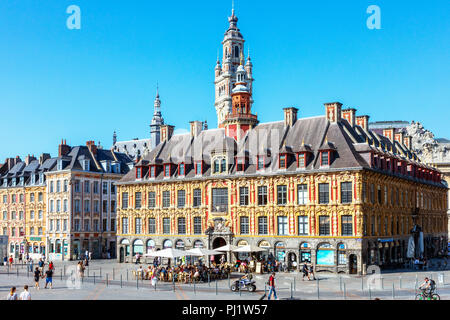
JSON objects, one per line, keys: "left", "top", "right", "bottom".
{"left": 44, "top": 269, "right": 53, "bottom": 289}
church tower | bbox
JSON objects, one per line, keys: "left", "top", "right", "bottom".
{"left": 149, "top": 87, "right": 164, "bottom": 149}
{"left": 214, "top": 7, "right": 253, "bottom": 127}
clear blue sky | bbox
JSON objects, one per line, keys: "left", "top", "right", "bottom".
{"left": 0, "top": 0, "right": 449, "bottom": 160}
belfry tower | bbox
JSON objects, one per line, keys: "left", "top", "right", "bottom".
{"left": 214, "top": 7, "right": 253, "bottom": 127}
{"left": 149, "top": 87, "right": 164, "bottom": 149}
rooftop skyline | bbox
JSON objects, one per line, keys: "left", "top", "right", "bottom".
{"left": 0, "top": 0, "right": 449, "bottom": 160}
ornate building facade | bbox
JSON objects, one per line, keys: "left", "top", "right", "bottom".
{"left": 115, "top": 10, "right": 448, "bottom": 274}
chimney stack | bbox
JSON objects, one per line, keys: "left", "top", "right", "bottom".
{"left": 394, "top": 131, "right": 405, "bottom": 145}
{"left": 24, "top": 154, "right": 36, "bottom": 165}
{"left": 86, "top": 140, "right": 98, "bottom": 156}
{"left": 324, "top": 102, "right": 343, "bottom": 123}
{"left": 160, "top": 125, "right": 175, "bottom": 142}
{"left": 341, "top": 108, "right": 356, "bottom": 127}
{"left": 39, "top": 153, "right": 51, "bottom": 165}
{"left": 58, "top": 139, "right": 71, "bottom": 157}
{"left": 383, "top": 128, "right": 395, "bottom": 143}
{"left": 283, "top": 107, "right": 298, "bottom": 127}
{"left": 6, "top": 157, "right": 20, "bottom": 170}
{"left": 356, "top": 115, "right": 370, "bottom": 131}
{"left": 189, "top": 121, "right": 203, "bottom": 138}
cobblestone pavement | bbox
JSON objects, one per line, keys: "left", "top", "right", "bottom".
{"left": 1, "top": 259, "right": 449, "bottom": 300}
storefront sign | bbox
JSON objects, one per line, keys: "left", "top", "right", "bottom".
{"left": 378, "top": 238, "right": 393, "bottom": 243}
{"left": 29, "top": 237, "right": 41, "bottom": 241}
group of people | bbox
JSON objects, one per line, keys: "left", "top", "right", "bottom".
{"left": 6, "top": 286, "right": 31, "bottom": 300}
{"left": 135, "top": 261, "right": 232, "bottom": 284}
{"left": 33, "top": 260, "right": 55, "bottom": 290}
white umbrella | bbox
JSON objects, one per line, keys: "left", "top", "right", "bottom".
{"left": 143, "top": 248, "right": 186, "bottom": 259}
{"left": 185, "top": 248, "right": 223, "bottom": 256}
{"left": 232, "top": 245, "right": 268, "bottom": 253}
{"left": 214, "top": 244, "right": 238, "bottom": 252}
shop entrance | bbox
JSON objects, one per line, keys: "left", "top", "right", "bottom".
{"left": 349, "top": 254, "right": 358, "bottom": 274}
{"left": 212, "top": 237, "right": 226, "bottom": 263}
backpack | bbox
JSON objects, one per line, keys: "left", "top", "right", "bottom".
{"left": 430, "top": 279, "right": 436, "bottom": 289}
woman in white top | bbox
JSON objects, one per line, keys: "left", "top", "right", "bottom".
{"left": 6, "top": 287, "right": 17, "bottom": 300}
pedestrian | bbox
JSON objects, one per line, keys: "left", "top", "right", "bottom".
{"left": 48, "top": 261, "right": 54, "bottom": 271}
{"left": 19, "top": 285, "right": 31, "bottom": 300}
{"left": 8, "top": 255, "right": 13, "bottom": 267}
{"left": 77, "top": 261, "right": 84, "bottom": 278}
{"left": 38, "top": 258, "right": 44, "bottom": 272}
{"left": 34, "top": 267, "right": 41, "bottom": 290}
{"left": 3, "top": 256, "right": 7, "bottom": 266}
{"left": 44, "top": 268, "right": 53, "bottom": 289}
{"left": 88, "top": 251, "right": 92, "bottom": 261}
{"left": 85, "top": 249, "right": 89, "bottom": 261}
{"left": 6, "top": 287, "right": 17, "bottom": 300}
{"left": 267, "top": 272, "right": 278, "bottom": 300}
{"left": 308, "top": 264, "right": 316, "bottom": 280}
{"left": 28, "top": 258, "right": 34, "bottom": 272}
{"left": 302, "top": 263, "right": 310, "bottom": 281}
{"left": 19, "top": 253, "right": 23, "bottom": 264}
{"left": 84, "top": 256, "right": 89, "bottom": 267}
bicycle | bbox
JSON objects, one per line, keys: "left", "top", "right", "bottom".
{"left": 415, "top": 289, "right": 440, "bottom": 300}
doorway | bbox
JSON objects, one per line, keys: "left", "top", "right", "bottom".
{"left": 349, "top": 254, "right": 357, "bottom": 274}
{"left": 212, "top": 237, "right": 226, "bottom": 263}
{"left": 119, "top": 247, "right": 124, "bottom": 263}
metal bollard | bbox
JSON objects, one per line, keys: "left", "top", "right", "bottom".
{"left": 127, "top": 269, "right": 129, "bottom": 282}
{"left": 399, "top": 276, "right": 402, "bottom": 289}
{"left": 361, "top": 276, "right": 364, "bottom": 291}
{"left": 113, "top": 268, "right": 115, "bottom": 280}
{"left": 381, "top": 277, "right": 384, "bottom": 290}
{"left": 94, "top": 272, "right": 96, "bottom": 284}
{"left": 228, "top": 272, "right": 230, "bottom": 287}
{"left": 173, "top": 277, "right": 175, "bottom": 292}
{"left": 100, "top": 267, "right": 102, "bottom": 277}
{"left": 136, "top": 276, "right": 138, "bottom": 289}
{"left": 415, "top": 274, "right": 418, "bottom": 290}
{"left": 290, "top": 282, "right": 293, "bottom": 300}
{"left": 294, "top": 277, "right": 296, "bottom": 292}
{"left": 64, "top": 265, "right": 66, "bottom": 276}
{"left": 61, "top": 269, "right": 63, "bottom": 281}
{"left": 216, "top": 279, "right": 218, "bottom": 295}
{"left": 88, "top": 266, "right": 89, "bottom": 277}
{"left": 317, "top": 278, "right": 320, "bottom": 299}
{"left": 208, "top": 273, "right": 210, "bottom": 287}
{"left": 120, "top": 274, "right": 123, "bottom": 288}
{"left": 239, "top": 282, "right": 241, "bottom": 296}
{"left": 106, "top": 274, "right": 109, "bottom": 287}
{"left": 16, "top": 268, "right": 18, "bottom": 277}
{"left": 343, "top": 283, "right": 346, "bottom": 300}
{"left": 392, "top": 282, "right": 395, "bottom": 299}
{"left": 194, "top": 281, "right": 196, "bottom": 295}
{"left": 369, "top": 286, "right": 372, "bottom": 300}
{"left": 339, "top": 275, "right": 342, "bottom": 291}
{"left": 265, "top": 283, "right": 267, "bottom": 296}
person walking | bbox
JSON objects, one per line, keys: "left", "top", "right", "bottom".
{"left": 19, "top": 253, "right": 23, "bottom": 265}
{"left": 8, "top": 255, "right": 13, "bottom": 267}
{"left": 19, "top": 285, "right": 31, "bottom": 300}
{"left": 267, "top": 272, "right": 278, "bottom": 300}
{"left": 44, "top": 268, "right": 53, "bottom": 289}
{"left": 38, "top": 258, "right": 44, "bottom": 273}
{"left": 6, "top": 287, "right": 18, "bottom": 300}
{"left": 302, "top": 263, "right": 310, "bottom": 281}
{"left": 34, "top": 267, "right": 41, "bottom": 290}
{"left": 48, "top": 261, "right": 54, "bottom": 271}
{"left": 28, "top": 258, "right": 34, "bottom": 272}
{"left": 308, "top": 264, "right": 316, "bottom": 280}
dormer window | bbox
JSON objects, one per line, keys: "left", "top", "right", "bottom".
{"left": 19, "top": 177, "right": 24, "bottom": 186}
{"left": 3, "top": 179, "right": 6, "bottom": 187}
{"left": 257, "top": 156, "right": 264, "bottom": 170}
{"left": 82, "top": 160, "right": 90, "bottom": 171}
{"left": 57, "top": 159, "right": 63, "bottom": 171}
{"left": 31, "top": 174, "right": 35, "bottom": 185}
{"left": 212, "top": 157, "right": 227, "bottom": 174}
{"left": 195, "top": 161, "right": 202, "bottom": 175}
{"left": 164, "top": 164, "right": 171, "bottom": 177}
{"left": 297, "top": 153, "right": 308, "bottom": 169}
{"left": 12, "top": 179, "right": 16, "bottom": 187}
{"left": 150, "top": 166, "right": 156, "bottom": 178}
{"left": 136, "top": 167, "right": 142, "bottom": 179}
{"left": 178, "top": 163, "right": 185, "bottom": 176}
{"left": 39, "top": 173, "right": 44, "bottom": 184}
{"left": 320, "top": 151, "right": 330, "bottom": 166}
{"left": 279, "top": 154, "right": 287, "bottom": 169}
{"left": 236, "top": 157, "right": 245, "bottom": 172}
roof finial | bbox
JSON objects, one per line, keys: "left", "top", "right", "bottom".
{"left": 232, "top": 0, "right": 235, "bottom": 15}
{"left": 302, "top": 138, "right": 305, "bottom": 145}
{"left": 156, "top": 81, "right": 159, "bottom": 98}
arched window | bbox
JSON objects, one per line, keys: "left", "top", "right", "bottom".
{"left": 146, "top": 239, "right": 155, "bottom": 254}
{"left": 163, "top": 239, "right": 173, "bottom": 248}
{"left": 133, "top": 239, "right": 144, "bottom": 255}
{"left": 234, "top": 46, "right": 239, "bottom": 58}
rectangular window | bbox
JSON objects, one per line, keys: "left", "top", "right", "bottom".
{"left": 239, "top": 187, "right": 249, "bottom": 206}
{"left": 148, "top": 192, "right": 156, "bottom": 208}
{"left": 103, "top": 219, "right": 107, "bottom": 232}
{"left": 93, "top": 200, "right": 99, "bottom": 213}
{"left": 84, "top": 181, "right": 90, "bottom": 193}
{"left": 363, "top": 215, "right": 368, "bottom": 236}
{"left": 93, "top": 181, "right": 99, "bottom": 194}
{"left": 84, "top": 199, "right": 90, "bottom": 213}
{"left": 319, "top": 183, "right": 329, "bottom": 204}
{"left": 193, "top": 189, "right": 201, "bottom": 207}
{"left": 148, "top": 218, "right": 156, "bottom": 234}
{"left": 257, "top": 156, "right": 264, "bottom": 170}
{"left": 162, "top": 191, "right": 170, "bottom": 208}
{"left": 38, "top": 210, "right": 43, "bottom": 220}
{"left": 177, "top": 190, "right": 185, "bottom": 208}
{"left": 135, "top": 192, "right": 142, "bottom": 209}
{"left": 178, "top": 217, "right": 186, "bottom": 234}
{"left": 111, "top": 184, "right": 116, "bottom": 194}
{"left": 102, "top": 200, "right": 107, "bottom": 213}
{"left": 341, "top": 215, "right": 353, "bottom": 236}
{"left": 150, "top": 166, "right": 156, "bottom": 178}
{"left": 111, "top": 218, "right": 115, "bottom": 231}
{"left": 74, "top": 219, "right": 80, "bottom": 232}
{"left": 236, "top": 158, "right": 245, "bottom": 172}
{"left": 279, "top": 155, "right": 286, "bottom": 169}
{"left": 240, "top": 216, "right": 249, "bottom": 234}
{"left": 84, "top": 220, "right": 90, "bottom": 231}
{"left": 338, "top": 252, "right": 347, "bottom": 265}
{"left": 362, "top": 182, "right": 367, "bottom": 203}
{"left": 50, "top": 181, "right": 54, "bottom": 193}
{"left": 321, "top": 152, "right": 329, "bottom": 166}
{"left": 258, "top": 186, "right": 267, "bottom": 206}
{"left": 163, "top": 218, "right": 170, "bottom": 234}
{"left": 122, "top": 192, "right": 128, "bottom": 209}
{"left": 63, "top": 199, "right": 68, "bottom": 212}
{"left": 56, "top": 180, "right": 61, "bottom": 192}
{"left": 195, "top": 162, "right": 202, "bottom": 175}
{"left": 179, "top": 163, "right": 185, "bottom": 176}
{"left": 258, "top": 216, "right": 268, "bottom": 235}
{"left": 277, "top": 185, "right": 287, "bottom": 205}
{"left": 298, "top": 216, "right": 308, "bottom": 235}
{"left": 74, "top": 200, "right": 80, "bottom": 213}
{"left": 164, "top": 165, "right": 170, "bottom": 177}
{"left": 56, "top": 200, "right": 61, "bottom": 212}
{"left": 102, "top": 182, "right": 108, "bottom": 194}
{"left": 193, "top": 217, "right": 202, "bottom": 234}
{"left": 277, "top": 216, "right": 288, "bottom": 235}
{"left": 212, "top": 188, "right": 228, "bottom": 212}
{"left": 319, "top": 216, "right": 330, "bottom": 235}
{"left": 135, "top": 218, "right": 142, "bottom": 234}
{"left": 30, "top": 210, "right": 35, "bottom": 220}
{"left": 298, "top": 153, "right": 306, "bottom": 168}
{"left": 341, "top": 182, "right": 352, "bottom": 204}
{"left": 297, "top": 184, "right": 308, "bottom": 205}
{"left": 93, "top": 219, "right": 99, "bottom": 232}
{"left": 122, "top": 218, "right": 128, "bottom": 234}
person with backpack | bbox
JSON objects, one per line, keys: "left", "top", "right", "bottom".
{"left": 34, "top": 267, "right": 41, "bottom": 290}
{"left": 302, "top": 263, "right": 310, "bottom": 281}
{"left": 267, "top": 272, "right": 278, "bottom": 300}
{"left": 419, "top": 277, "right": 436, "bottom": 297}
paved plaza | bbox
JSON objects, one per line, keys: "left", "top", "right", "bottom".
{"left": 0, "top": 260, "right": 449, "bottom": 300}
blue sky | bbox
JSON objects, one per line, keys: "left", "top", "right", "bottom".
{"left": 0, "top": 0, "right": 449, "bottom": 160}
